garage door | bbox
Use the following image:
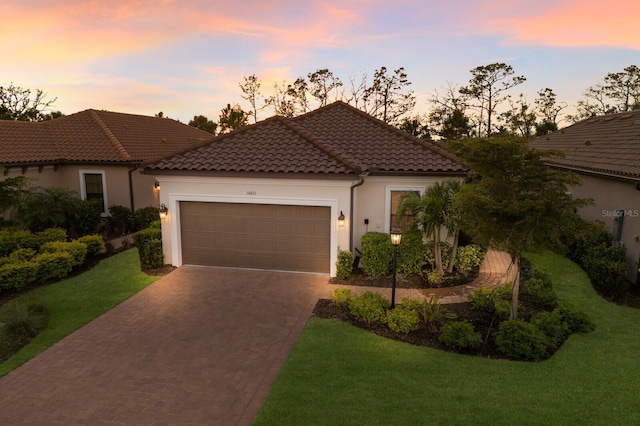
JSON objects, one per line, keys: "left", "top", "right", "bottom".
{"left": 179, "top": 202, "right": 331, "bottom": 273}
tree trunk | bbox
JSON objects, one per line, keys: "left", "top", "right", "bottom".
{"left": 434, "top": 229, "right": 443, "bottom": 274}
{"left": 509, "top": 255, "right": 521, "bottom": 320}
{"left": 446, "top": 231, "right": 459, "bottom": 274}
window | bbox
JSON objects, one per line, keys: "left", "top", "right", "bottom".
{"left": 79, "top": 170, "right": 108, "bottom": 214}
{"left": 385, "top": 186, "right": 424, "bottom": 233}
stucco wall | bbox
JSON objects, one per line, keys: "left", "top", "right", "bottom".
{"left": 571, "top": 173, "right": 640, "bottom": 283}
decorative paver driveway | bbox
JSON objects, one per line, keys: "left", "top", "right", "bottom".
{"left": 0, "top": 267, "right": 330, "bottom": 425}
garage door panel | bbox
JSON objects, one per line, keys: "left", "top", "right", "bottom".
{"left": 180, "top": 202, "right": 330, "bottom": 273}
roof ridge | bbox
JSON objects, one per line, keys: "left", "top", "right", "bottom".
{"left": 89, "top": 110, "right": 132, "bottom": 161}
{"left": 278, "top": 116, "right": 363, "bottom": 174}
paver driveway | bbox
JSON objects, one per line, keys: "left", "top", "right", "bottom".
{"left": 0, "top": 266, "right": 330, "bottom": 425}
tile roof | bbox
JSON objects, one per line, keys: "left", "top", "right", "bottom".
{"left": 530, "top": 110, "right": 640, "bottom": 179}
{"left": 0, "top": 110, "right": 213, "bottom": 166}
{"left": 144, "top": 101, "right": 467, "bottom": 177}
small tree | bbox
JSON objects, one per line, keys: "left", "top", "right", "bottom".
{"left": 451, "top": 136, "right": 589, "bottom": 319}
{"left": 188, "top": 115, "right": 217, "bottom": 134}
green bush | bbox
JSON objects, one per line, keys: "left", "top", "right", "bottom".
{"left": 424, "top": 241, "right": 451, "bottom": 270}
{"left": 531, "top": 310, "right": 569, "bottom": 349}
{"left": 397, "top": 229, "right": 425, "bottom": 274}
{"left": 522, "top": 276, "right": 558, "bottom": 308}
{"left": 439, "top": 321, "right": 482, "bottom": 352}
{"left": 348, "top": 291, "right": 390, "bottom": 325}
{"left": 455, "top": 244, "right": 485, "bottom": 275}
{"left": 495, "top": 320, "right": 547, "bottom": 361}
{"left": 149, "top": 220, "right": 161, "bottom": 229}
{"left": 581, "top": 243, "right": 628, "bottom": 298}
{"left": 33, "top": 252, "right": 75, "bottom": 282}
{"left": 561, "top": 217, "right": 609, "bottom": 264}
{"left": 0, "top": 261, "right": 38, "bottom": 290}
{"left": 34, "top": 228, "right": 67, "bottom": 247}
{"left": 402, "top": 296, "right": 456, "bottom": 331}
{"left": 78, "top": 235, "right": 104, "bottom": 257}
{"left": 468, "top": 283, "right": 512, "bottom": 320}
{"left": 108, "top": 205, "right": 135, "bottom": 236}
{"left": 40, "top": 241, "right": 87, "bottom": 266}
{"left": 134, "top": 206, "right": 160, "bottom": 231}
{"left": 70, "top": 198, "right": 103, "bottom": 238}
{"left": 556, "top": 303, "right": 596, "bottom": 333}
{"left": 360, "top": 232, "right": 393, "bottom": 277}
{"left": 386, "top": 305, "right": 421, "bottom": 334}
{"left": 0, "top": 229, "right": 33, "bottom": 256}
{"left": 133, "top": 227, "right": 164, "bottom": 268}
{"left": 336, "top": 250, "right": 354, "bottom": 280}
{"left": 331, "top": 288, "right": 352, "bottom": 306}
{"left": 0, "top": 299, "right": 48, "bottom": 351}
{"left": 9, "top": 248, "right": 36, "bottom": 262}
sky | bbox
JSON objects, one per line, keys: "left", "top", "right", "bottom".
{"left": 3, "top": 0, "right": 639, "bottom": 125}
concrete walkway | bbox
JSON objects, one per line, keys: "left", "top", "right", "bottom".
{"left": 0, "top": 267, "right": 330, "bottom": 425}
{"left": 327, "top": 250, "right": 517, "bottom": 304}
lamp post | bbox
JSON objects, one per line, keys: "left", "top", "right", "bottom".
{"left": 390, "top": 228, "right": 402, "bottom": 309}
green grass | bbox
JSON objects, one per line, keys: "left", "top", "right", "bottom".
{"left": 0, "top": 249, "right": 158, "bottom": 377}
{"left": 254, "top": 251, "right": 640, "bottom": 425}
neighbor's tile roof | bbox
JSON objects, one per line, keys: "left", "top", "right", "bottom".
{"left": 0, "top": 110, "right": 213, "bottom": 166}
{"left": 530, "top": 110, "right": 640, "bottom": 179}
{"left": 144, "top": 101, "right": 467, "bottom": 177}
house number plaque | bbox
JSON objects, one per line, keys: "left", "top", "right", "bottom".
{"left": 246, "top": 191, "right": 257, "bottom": 195}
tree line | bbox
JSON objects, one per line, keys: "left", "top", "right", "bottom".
{"left": 3, "top": 63, "right": 638, "bottom": 140}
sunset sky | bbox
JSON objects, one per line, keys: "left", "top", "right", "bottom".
{"left": 3, "top": 0, "right": 639, "bottom": 124}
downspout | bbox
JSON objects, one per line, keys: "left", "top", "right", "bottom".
{"left": 128, "top": 165, "right": 137, "bottom": 211}
{"left": 349, "top": 170, "right": 369, "bottom": 251}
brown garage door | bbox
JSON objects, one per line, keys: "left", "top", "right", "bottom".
{"left": 180, "top": 202, "right": 330, "bottom": 273}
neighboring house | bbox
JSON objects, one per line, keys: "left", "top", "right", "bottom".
{"left": 530, "top": 110, "right": 640, "bottom": 284}
{"left": 0, "top": 110, "right": 213, "bottom": 214}
{"left": 143, "top": 101, "right": 467, "bottom": 276}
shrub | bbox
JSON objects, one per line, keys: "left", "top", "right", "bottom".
{"left": 360, "top": 232, "right": 392, "bottom": 277}
{"left": 9, "top": 248, "right": 36, "bottom": 262}
{"left": 581, "top": 243, "right": 628, "bottom": 298}
{"left": 133, "top": 227, "right": 164, "bottom": 268}
{"left": 331, "top": 288, "right": 352, "bottom": 306}
{"left": 69, "top": 198, "right": 103, "bottom": 238}
{"left": 134, "top": 206, "right": 160, "bottom": 231}
{"left": 402, "top": 296, "right": 456, "bottom": 331}
{"left": 455, "top": 244, "right": 485, "bottom": 275}
{"left": 0, "top": 229, "right": 33, "bottom": 256}
{"left": 424, "top": 241, "right": 451, "bottom": 270}
{"left": 149, "top": 220, "right": 161, "bottom": 229}
{"left": 336, "top": 250, "right": 354, "bottom": 280}
{"left": 522, "top": 277, "right": 558, "bottom": 308}
{"left": 33, "top": 251, "right": 75, "bottom": 282}
{"left": 495, "top": 320, "right": 547, "bottom": 360}
{"left": 0, "top": 261, "right": 38, "bottom": 290}
{"left": 468, "top": 283, "right": 512, "bottom": 320}
{"left": 426, "top": 269, "right": 443, "bottom": 286}
{"left": 0, "top": 299, "right": 48, "bottom": 347}
{"left": 34, "top": 228, "right": 67, "bottom": 247}
{"left": 40, "top": 241, "right": 87, "bottom": 266}
{"left": 531, "top": 310, "right": 569, "bottom": 349}
{"left": 556, "top": 303, "right": 596, "bottom": 333}
{"left": 560, "top": 218, "right": 609, "bottom": 264}
{"left": 78, "top": 235, "right": 104, "bottom": 257}
{"left": 348, "top": 291, "right": 390, "bottom": 325}
{"left": 397, "top": 229, "right": 425, "bottom": 274}
{"left": 107, "top": 205, "right": 135, "bottom": 236}
{"left": 439, "top": 321, "right": 482, "bottom": 352}
{"left": 386, "top": 305, "right": 421, "bottom": 334}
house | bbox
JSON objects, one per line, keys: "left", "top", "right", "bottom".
{"left": 0, "top": 110, "right": 213, "bottom": 214}
{"left": 530, "top": 110, "right": 640, "bottom": 284}
{"left": 142, "top": 101, "right": 467, "bottom": 276}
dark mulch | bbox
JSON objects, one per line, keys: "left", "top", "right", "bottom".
{"left": 312, "top": 298, "right": 510, "bottom": 359}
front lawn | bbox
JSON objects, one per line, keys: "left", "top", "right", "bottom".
{"left": 254, "top": 251, "right": 640, "bottom": 425}
{"left": 0, "top": 248, "right": 158, "bottom": 378}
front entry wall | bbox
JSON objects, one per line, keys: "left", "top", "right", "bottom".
{"left": 180, "top": 201, "right": 331, "bottom": 273}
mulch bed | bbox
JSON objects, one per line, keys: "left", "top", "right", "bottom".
{"left": 329, "top": 267, "right": 478, "bottom": 289}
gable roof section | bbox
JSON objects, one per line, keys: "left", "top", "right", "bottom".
{"left": 530, "top": 111, "right": 640, "bottom": 179}
{"left": 0, "top": 110, "right": 213, "bottom": 166}
{"left": 144, "top": 101, "right": 467, "bottom": 178}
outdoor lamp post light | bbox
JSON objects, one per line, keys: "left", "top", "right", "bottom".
{"left": 159, "top": 204, "right": 168, "bottom": 219}
{"left": 390, "top": 227, "right": 402, "bottom": 308}
{"left": 338, "top": 211, "right": 345, "bottom": 227}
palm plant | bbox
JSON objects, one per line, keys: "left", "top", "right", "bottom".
{"left": 396, "top": 179, "right": 462, "bottom": 274}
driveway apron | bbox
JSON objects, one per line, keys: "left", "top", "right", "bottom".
{"left": 0, "top": 266, "right": 330, "bottom": 425}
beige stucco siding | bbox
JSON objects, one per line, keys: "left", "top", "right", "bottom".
{"left": 571, "top": 173, "right": 640, "bottom": 283}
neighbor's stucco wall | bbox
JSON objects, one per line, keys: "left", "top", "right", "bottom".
{"left": 571, "top": 173, "right": 640, "bottom": 283}
{"left": 155, "top": 175, "right": 354, "bottom": 276}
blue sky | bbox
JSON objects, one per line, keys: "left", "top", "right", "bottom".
{"left": 3, "top": 0, "right": 639, "bottom": 124}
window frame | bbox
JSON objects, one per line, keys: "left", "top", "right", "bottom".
{"left": 384, "top": 185, "right": 425, "bottom": 234}
{"left": 79, "top": 169, "right": 108, "bottom": 216}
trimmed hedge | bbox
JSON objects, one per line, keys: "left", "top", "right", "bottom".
{"left": 0, "top": 261, "right": 38, "bottom": 290}
{"left": 40, "top": 241, "right": 87, "bottom": 266}
{"left": 360, "top": 232, "right": 393, "bottom": 277}
{"left": 336, "top": 250, "right": 354, "bottom": 280}
{"left": 133, "top": 227, "right": 164, "bottom": 269}
{"left": 0, "top": 228, "right": 67, "bottom": 257}
{"left": 33, "top": 251, "right": 75, "bottom": 282}
{"left": 78, "top": 235, "right": 104, "bottom": 257}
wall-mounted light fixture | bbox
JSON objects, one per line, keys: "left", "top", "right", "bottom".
{"left": 159, "top": 204, "right": 168, "bottom": 219}
{"left": 338, "top": 211, "right": 345, "bottom": 227}
{"left": 154, "top": 181, "right": 160, "bottom": 190}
